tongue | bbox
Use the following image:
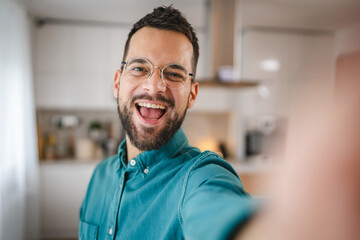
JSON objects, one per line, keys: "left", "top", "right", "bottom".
{"left": 139, "top": 107, "right": 164, "bottom": 120}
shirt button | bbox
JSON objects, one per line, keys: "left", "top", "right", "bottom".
{"left": 109, "top": 227, "right": 113, "bottom": 235}
{"left": 130, "top": 159, "right": 136, "bottom": 166}
{"left": 144, "top": 168, "right": 149, "bottom": 174}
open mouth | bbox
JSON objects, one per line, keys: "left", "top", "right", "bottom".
{"left": 135, "top": 102, "right": 167, "bottom": 121}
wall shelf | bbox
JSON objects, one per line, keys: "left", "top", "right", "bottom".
{"left": 198, "top": 79, "right": 259, "bottom": 88}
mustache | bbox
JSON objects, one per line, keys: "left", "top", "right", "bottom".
{"left": 131, "top": 94, "right": 175, "bottom": 108}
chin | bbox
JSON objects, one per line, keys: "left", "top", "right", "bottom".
{"left": 118, "top": 101, "right": 186, "bottom": 151}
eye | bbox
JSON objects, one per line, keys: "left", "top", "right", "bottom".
{"left": 128, "top": 64, "right": 150, "bottom": 77}
{"left": 163, "top": 71, "right": 185, "bottom": 82}
{"left": 132, "top": 67, "right": 146, "bottom": 72}
{"left": 170, "top": 72, "right": 182, "bottom": 78}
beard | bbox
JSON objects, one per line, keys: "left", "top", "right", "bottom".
{"left": 117, "top": 94, "right": 188, "bottom": 151}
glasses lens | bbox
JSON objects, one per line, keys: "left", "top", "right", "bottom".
{"left": 163, "top": 64, "right": 188, "bottom": 88}
{"left": 125, "top": 58, "right": 152, "bottom": 78}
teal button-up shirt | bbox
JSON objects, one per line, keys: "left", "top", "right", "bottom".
{"left": 79, "top": 129, "right": 254, "bottom": 240}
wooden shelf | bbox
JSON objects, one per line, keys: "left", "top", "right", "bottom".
{"left": 198, "top": 79, "right": 259, "bottom": 88}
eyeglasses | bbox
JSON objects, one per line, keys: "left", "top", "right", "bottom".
{"left": 121, "top": 58, "right": 194, "bottom": 89}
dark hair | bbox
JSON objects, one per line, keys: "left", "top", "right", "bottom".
{"left": 122, "top": 6, "right": 199, "bottom": 79}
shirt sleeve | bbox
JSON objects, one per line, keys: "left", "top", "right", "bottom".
{"left": 180, "top": 153, "right": 257, "bottom": 240}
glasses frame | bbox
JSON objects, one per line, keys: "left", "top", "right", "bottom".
{"left": 120, "top": 57, "right": 194, "bottom": 89}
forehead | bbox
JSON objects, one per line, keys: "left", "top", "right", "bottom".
{"left": 126, "top": 27, "right": 193, "bottom": 69}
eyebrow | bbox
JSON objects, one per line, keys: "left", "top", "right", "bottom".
{"left": 129, "top": 58, "right": 148, "bottom": 64}
{"left": 166, "top": 64, "right": 187, "bottom": 71}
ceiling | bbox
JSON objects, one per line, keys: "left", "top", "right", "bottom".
{"left": 24, "top": 0, "right": 207, "bottom": 27}
{"left": 24, "top": 0, "right": 360, "bottom": 30}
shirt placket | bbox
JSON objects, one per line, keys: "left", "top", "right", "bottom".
{"left": 105, "top": 170, "right": 126, "bottom": 240}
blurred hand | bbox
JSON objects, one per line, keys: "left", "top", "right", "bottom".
{"left": 237, "top": 82, "right": 360, "bottom": 240}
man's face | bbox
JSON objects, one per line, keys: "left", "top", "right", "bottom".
{"left": 113, "top": 27, "right": 198, "bottom": 151}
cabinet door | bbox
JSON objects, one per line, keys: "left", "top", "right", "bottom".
{"left": 239, "top": 30, "right": 334, "bottom": 117}
{"left": 241, "top": 30, "right": 294, "bottom": 80}
{"left": 39, "top": 163, "right": 97, "bottom": 238}
{"left": 34, "top": 24, "right": 129, "bottom": 109}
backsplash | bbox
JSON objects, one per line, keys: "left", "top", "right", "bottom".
{"left": 36, "top": 109, "right": 231, "bottom": 161}
{"left": 37, "top": 109, "right": 124, "bottom": 161}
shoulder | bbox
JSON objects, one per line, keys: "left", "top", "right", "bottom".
{"left": 89, "top": 155, "right": 120, "bottom": 185}
{"left": 179, "top": 150, "right": 247, "bottom": 197}
{"left": 186, "top": 151, "right": 240, "bottom": 183}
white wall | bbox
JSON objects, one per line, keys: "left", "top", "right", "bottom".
{"left": 0, "top": 1, "right": 39, "bottom": 240}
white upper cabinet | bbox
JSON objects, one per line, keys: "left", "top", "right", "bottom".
{"left": 237, "top": 29, "right": 335, "bottom": 117}
{"left": 241, "top": 30, "right": 334, "bottom": 80}
{"left": 34, "top": 24, "right": 129, "bottom": 109}
{"left": 33, "top": 23, "right": 209, "bottom": 109}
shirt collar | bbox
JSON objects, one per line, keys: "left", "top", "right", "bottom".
{"left": 117, "top": 128, "right": 189, "bottom": 171}
{"left": 117, "top": 139, "right": 128, "bottom": 169}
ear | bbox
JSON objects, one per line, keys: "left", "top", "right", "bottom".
{"left": 113, "top": 69, "right": 121, "bottom": 98}
{"left": 187, "top": 81, "right": 199, "bottom": 109}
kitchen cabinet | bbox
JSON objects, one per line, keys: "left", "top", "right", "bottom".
{"left": 33, "top": 23, "right": 209, "bottom": 110}
{"left": 230, "top": 159, "right": 276, "bottom": 196}
{"left": 34, "top": 24, "right": 128, "bottom": 109}
{"left": 39, "top": 160, "right": 98, "bottom": 239}
{"left": 237, "top": 29, "right": 335, "bottom": 118}
{"left": 241, "top": 29, "right": 335, "bottom": 80}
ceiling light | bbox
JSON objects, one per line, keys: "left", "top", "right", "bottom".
{"left": 260, "top": 59, "right": 281, "bottom": 72}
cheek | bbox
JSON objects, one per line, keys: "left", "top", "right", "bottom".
{"left": 173, "top": 90, "right": 190, "bottom": 110}
{"left": 118, "top": 80, "right": 136, "bottom": 99}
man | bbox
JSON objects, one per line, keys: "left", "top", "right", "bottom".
{"left": 80, "top": 5, "right": 360, "bottom": 240}
{"left": 79, "top": 6, "right": 253, "bottom": 240}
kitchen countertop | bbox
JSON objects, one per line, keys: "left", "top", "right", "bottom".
{"left": 40, "top": 155, "right": 277, "bottom": 174}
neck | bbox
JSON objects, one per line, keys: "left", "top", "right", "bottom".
{"left": 125, "top": 135, "right": 143, "bottom": 163}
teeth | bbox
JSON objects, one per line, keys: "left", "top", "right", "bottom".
{"left": 138, "top": 102, "right": 166, "bottom": 109}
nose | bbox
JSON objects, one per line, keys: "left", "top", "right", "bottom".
{"left": 142, "top": 67, "right": 167, "bottom": 93}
